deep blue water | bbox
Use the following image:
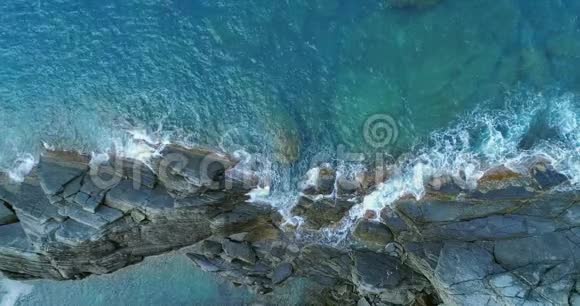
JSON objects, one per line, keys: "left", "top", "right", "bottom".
{"left": 1, "top": 0, "right": 578, "bottom": 164}
{"left": 0, "top": 0, "right": 579, "bottom": 305}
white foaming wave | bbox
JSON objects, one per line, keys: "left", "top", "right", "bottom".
{"left": 115, "top": 129, "right": 170, "bottom": 164}
{"left": 359, "top": 93, "right": 580, "bottom": 215}
{"left": 0, "top": 279, "right": 33, "bottom": 306}
{"left": 246, "top": 186, "right": 271, "bottom": 204}
{"left": 7, "top": 154, "right": 36, "bottom": 183}
{"left": 540, "top": 96, "right": 580, "bottom": 186}
{"left": 5, "top": 128, "right": 170, "bottom": 183}
{"left": 89, "top": 152, "right": 110, "bottom": 168}
{"left": 232, "top": 149, "right": 281, "bottom": 204}
{"left": 88, "top": 128, "right": 172, "bottom": 168}
{"left": 302, "top": 167, "right": 320, "bottom": 190}
{"left": 242, "top": 150, "right": 303, "bottom": 223}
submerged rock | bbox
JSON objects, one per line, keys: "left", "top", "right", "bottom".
{"left": 273, "top": 129, "right": 301, "bottom": 165}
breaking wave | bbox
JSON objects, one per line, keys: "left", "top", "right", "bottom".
{"left": 359, "top": 93, "right": 579, "bottom": 214}
{"left": 1, "top": 92, "right": 578, "bottom": 242}
{"left": 0, "top": 279, "right": 33, "bottom": 306}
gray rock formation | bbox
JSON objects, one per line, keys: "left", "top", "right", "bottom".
{"left": 0, "top": 147, "right": 244, "bottom": 280}
{"left": 0, "top": 148, "right": 577, "bottom": 305}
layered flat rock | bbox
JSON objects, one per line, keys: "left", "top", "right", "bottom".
{"left": 387, "top": 189, "right": 580, "bottom": 305}
{"left": 0, "top": 148, "right": 578, "bottom": 306}
{"left": 0, "top": 148, "right": 252, "bottom": 281}
{"left": 0, "top": 174, "right": 63, "bottom": 225}
{"left": 97, "top": 157, "right": 157, "bottom": 190}
{"left": 58, "top": 204, "right": 124, "bottom": 230}
{"left": 155, "top": 145, "right": 234, "bottom": 190}
{"left": 0, "top": 223, "right": 33, "bottom": 251}
{"left": 105, "top": 180, "right": 174, "bottom": 215}
{"left": 37, "top": 150, "right": 89, "bottom": 196}
{"left": 54, "top": 219, "right": 100, "bottom": 245}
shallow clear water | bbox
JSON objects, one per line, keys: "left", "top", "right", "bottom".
{"left": 1, "top": 0, "right": 580, "bottom": 305}
{"left": 10, "top": 254, "right": 254, "bottom": 306}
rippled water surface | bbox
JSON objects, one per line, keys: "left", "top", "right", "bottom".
{"left": 1, "top": 0, "right": 580, "bottom": 305}
{"left": 11, "top": 254, "right": 255, "bottom": 306}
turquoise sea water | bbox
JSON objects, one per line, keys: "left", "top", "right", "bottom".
{"left": 10, "top": 254, "right": 255, "bottom": 306}
{"left": 0, "top": 0, "right": 579, "bottom": 305}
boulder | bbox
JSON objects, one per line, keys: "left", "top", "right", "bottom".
{"left": 155, "top": 145, "right": 234, "bottom": 190}
{"left": 210, "top": 204, "right": 273, "bottom": 234}
{"left": 395, "top": 192, "right": 580, "bottom": 305}
{"left": 336, "top": 175, "right": 363, "bottom": 196}
{"left": 225, "top": 167, "right": 259, "bottom": 193}
{"left": 197, "top": 240, "right": 223, "bottom": 258}
{"left": 291, "top": 196, "right": 354, "bottom": 229}
{"left": 130, "top": 210, "right": 147, "bottom": 223}
{"left": 186, "top": 253, "right": 223, "bottom": 272}
{"left": 353, "top": 220, "right": 394, "bottom": 250}
{"left": 357, "top": 297, "right": 371, "bottom": 306}
{"left": 299, "top": 165, "right": 336, "bottom": 195}
{"left": 317, "top": 167, "right": 337, "bottom": 195}
{"left": 360, "top": 165, "right": 391, "bottom": 192}
{"left": 471, "top": 166, "right": 537, "bottom": 200}
{"left": 530, "top": 163, "right": 568, "bottom": 189}
{"left": 352, "top": 251, "right": 429, "bottom": 304}
{"left": 228, "top": 232, "right": 249, "bottom": 242}
{"left": 426, "top": 175, "right": 463, "bottom": 195}
{"left": 222, "top": 239, "right": 257, "bottom": 264}
{"left": 272, "top": 262, "right": 293, "bottom": 284}
{"left": 352, "top": 251, "right": 403, "bottom": 290}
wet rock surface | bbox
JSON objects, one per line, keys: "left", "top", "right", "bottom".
{"left": 386, "top": 183, "right": 579, "bottom": 305}
{"left": 0, "top": 149, "right": 577, "bottom": 305}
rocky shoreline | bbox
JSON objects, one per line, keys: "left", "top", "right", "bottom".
{"left": 0, "top": 146, "right": 578, "bottom": 305}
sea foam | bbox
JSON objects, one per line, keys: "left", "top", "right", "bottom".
{"left": 359, "top": 93, "right": 580, "bottom": 214}
{"left": 6, "top": 154, "right": 36, "bottom": 183}
{"left": 0, "top": 279, "right": 33, "bottom": 306}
